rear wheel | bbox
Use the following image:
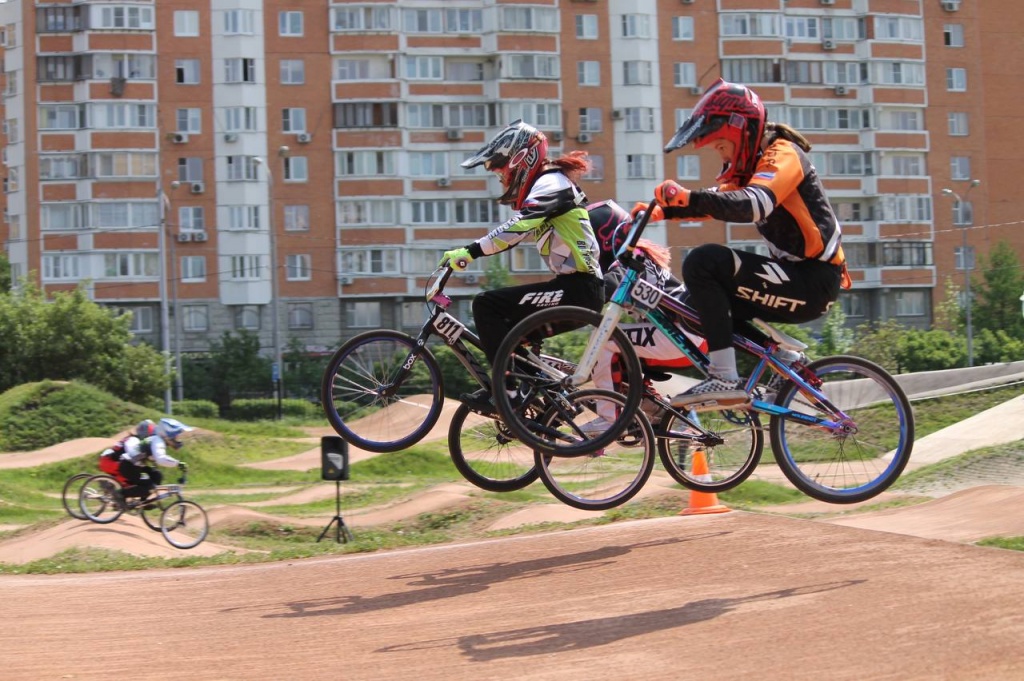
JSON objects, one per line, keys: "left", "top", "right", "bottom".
{"left": 61, "top": 473, "right": 92, "bottom": 520}
{"left": 160, "top": 500, "right": 210, "bottom": 549}
{"left": 657, "top": 408, "right": 763, "bottom": 493}
{"left": 448, "top": 404, "right": 538, "bottom": 492}
{"left": 78, "top": 475, "right": 126, "bottom": 524}
{"left": 140, "top": 492, "right": 183, "bottom": 531}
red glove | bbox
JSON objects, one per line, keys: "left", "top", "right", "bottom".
{"left": 654, "top": 180, "right": 691, "bottom": 208}
{"left": 630, "top": 202, "right": 664, "bottom": 223}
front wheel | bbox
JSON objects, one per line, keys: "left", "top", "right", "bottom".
{"left": 140, "top": 491, "right": 183, "bottom": 531}
{"left": 769, "top": 355, "right": 915, "bottom": 504}
{"left": 160, "top": 500, "right": 210, "bottom": 549}
{"left": 657, "top": 408, "right": 763, "bottom": 493}
{"left": 78, "top": 475, "right": 125, "bottom": 524}
{"left": 535, "top": 390, "right": 655, "bottom": 511}
{"left": 62, "top": 473, "right": 93, "bottom": 520}
{"left": 321, "top": 329, "right": 444, "bottom": 453}
{"left": 492, "top": 306, "right": 644, "bottom": 457}
{"left": 448, "top": 404, "right": 538, "bottom": 492}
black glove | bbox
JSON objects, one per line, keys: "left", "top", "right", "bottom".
{"left": 178, "top": 461, "right": 189, "bottom": 471}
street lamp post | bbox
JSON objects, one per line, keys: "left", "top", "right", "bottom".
{"left": 168, "top": 181, "right": 185, "bottom": 402}
{"left": 157, "top": 183, "right": 173, "bottom": 414}
{"left": 254, "top": 148, "right": 288, "bottom": 418}
{"left": 941, "top": 179, "right": 981, "bottom": 367}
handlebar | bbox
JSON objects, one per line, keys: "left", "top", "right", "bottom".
{"left": 426, "top": 262, "right": 456, "bottom": 302}
{"left": 615, "top": 196, "right": 658, "bottom": 267}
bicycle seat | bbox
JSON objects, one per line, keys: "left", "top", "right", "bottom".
{"left": 751, "top": 318, "right": 808, "bottom": 352}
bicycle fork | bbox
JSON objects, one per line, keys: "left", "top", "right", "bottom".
{"left": 571, "top": 302, "right": 624, "bottom": 387}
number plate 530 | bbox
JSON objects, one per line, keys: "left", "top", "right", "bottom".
{"left": 433, "top": 312, "right": 465, "bottom": 344}
{"left": 631, "top": 278, "right": 664, "bottom": 309}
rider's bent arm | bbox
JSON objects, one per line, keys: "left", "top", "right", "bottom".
{"left": 149, "top": 438, "right": 181, "bottom": 468}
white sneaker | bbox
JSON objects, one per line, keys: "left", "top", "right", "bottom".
{"left": 579, "top": 416, "right": 612, "bottom": 436}
{"left": 670, "top": 377, "right": 750, "bottom": 411}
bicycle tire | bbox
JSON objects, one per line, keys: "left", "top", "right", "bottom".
{"left": 321, "top": 329, "right": 444, "bottom": 453}
{"left": 140, "top": 492, "right": 183, "bottom": 531}
{"left": 78, "top": 475, "right": 126, "bottom": 524}
{"left": 491, "top": 306, "right": 644, "bottom": 457}
{"left": 160, "top": 500, "right": 210, "bottom": 549}
{"left": 657, "top": 408, "right": 763, "bottom": 493}
{"left": 61, "top": 473, "right": 93, "bottom": 520}
{"left": 534, "top": 389, "right": 655, "bottom": 511}
{"left": 769, "top": 355, "right": 915, "bottom": 504}
{"left": 448, "top": 403, "right": 539, "bottom": 493}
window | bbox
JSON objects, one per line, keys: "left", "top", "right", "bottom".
{"left": 345, "top": 302, "right": 381, "bottom": 328}
{"left": 623, "top": 61, "right": 652, "bottom": 86}
{"left": 579, "top": 108, "right": 602, "bottom": 133}
{"left": 676, "top": 156, "right": 700, "bottom": 180}
{"left": 673, "top": 62, "right": 696, "bottom": 88}
{"left": 405, "top": 56, "right": 442, "bottom": 80}
{"left": 288, "top": 303, "right": 314, "bottom": 330}
{"left": 90, "top": 53, "right": 156, "bottom": 79}
{"left": 882, "top": 242, "right": 932, "bottom": 267}
{"left": 511, "top": 247, "right": 546, "bottom": 273}
{"left": 92, "top": 202, "right": 158, "bottom": 229}
{"left": 409, "top": 152, "right": 448, "bottom": 177}
{"left": 183, "top": 305, "right": 208, "bottom": 332}
{"left": 282, "top": 108, "right": 306, "bottom": 133}
{"left": 41, "top": 204, "right": 85, "bottom": 231}
{"left": 880, "top": 109, "right": 922, "bottom": 131}
{"left": 823, "top": 16, "right": 865, "bottom": 41}
{"left": 953, "top": 201, "right": 973, "bottom": 227}
{"left": 672, "top": 16, "right": 694, "bottom": 41}
{"left": 446, "top": 8, "right": 482, "bottom": 33}
{"left": 225, "top": 58, "right": 256, "bottom": 84}
{"left": 448, "top": 103, "right": 492, "bottom": 127}
{"left": 333, "top": 102, "right": 398, "bottom": 128}
{"left": 335, "top": 59, "right": 371, "bottom": 81}
{"left": 175, "top": 59, "right": 200, "bottom": 84}
{"left": 785, "top": 16, "right": 819, "bottom": 39}
{"left": 280, "top": 59, "right": 305, "bottom": 85}
{"left": 944, "top": 24, "right": 964, "bottom": 47}
{"left": 279, "top": 11, "right": 303, "bottom": 36}
{"left": 284, "top": 205, "right": 310, "bottom": 232}
{"left": 624, "top": 107, "right": 655, "bottom": 132}
{"left": 840, "top": 292, "right": 866, "bottom": 318}
{"left": 626, "top": 155, "right": 657, "bottom": 179}
{"left": 38, "top": 55, "right": 79, "bottom": 82}
{"left": 447, "top": 61, "right": 484, "bottom": 82}
{"left": 411, "top": 200, "right": 449, "bottom": 224}
{"left": 337, "top": 200, "right": 396, "bottom": 225}
{"left": 39, "top": 104, "right": 85, "bottom": 130}
{"left": 582, "top": 155, "right": 604, "bottom": 181}
{"left": 576, "top": 14, "right": 598, "bottom": 40}
{"left": 403, "top": 8, "right": 442, "bottom": 33}
{"left": 621, "top": 14, "right": 650, "bottom": 39}
{"left": 827, "top": 152, "right": 872, "bottom": 176}
{"left": 179, "top": 206, "right": 205, "bottom": 232}
{"left": 230, "top": 255, "right": 262, "bottom": 281}
{"left": 97, "top": 5, "right": 155, "bottom": 29}
{"left": 506, "top": 103, "right": 560, "bottom": 128}
{"left": 123, "top": 307, "right": 154, "bottom": 334}
{"left": 337, "top": 150, "right": 396, "bottom": 176}
{"left": 399, "top": 302, "right": 426, "bottom": 328}
{"left": 223, "top": 9, "right": 255, "bottom": 34}
{"left": 894, "top": 291, "right": 926, "bottom": 317}
{"left": 234, "top": 306, "right": 260, "bottom": 330}
{"left": 675, "top": 108, "right": 693, "bottom": 128}
{"left": 94, "top": 152, "right": 158, "bottom": 178}
{"left": 39, "top": 155, "right": 85, "bottom": 180}
{"left": 954, "top": 246, "right": 975, "bottom": 271}
{"left": 404, "top": 249, "right": 448, "bottom": 274}
{"left": 874, "top": 62, "right": 925, "bottom": 86}
{"left": 577, "top": 61, "right": 600, "bottom": 87}
{"left": 880, "top": 195, "right": 932, "bottom": 223}
{"left": 720, "top": 13, "right": 781, "bottom": 37}
{"left": 874, "top": 16, "right": 923, "bottom": 42}
{"left": 104, "top": 252, "right": 159, "bottom": 278}
{"left": 406, "top": 103, "right": 443, "bottom": 129}
{"left": 886, "top": 154, "right": 924, "bottom": 177}
{"left": 92, "top": 103, "right": 156, "bottom": 129}
{"left": 454, "top": 199, "right": 498, "bottom": 224}
{"left": 181, "top": 256, "right": 206, "bottom": 282}
{"left": 38, "top": 6, "right": 83, "bottom": 33}
{"left": 224, "top": 106, "right": 258, "bottom": 132}
{"left": 42, "top": 255, "right": 80, "bottom": 280}
{"left": 174, "top": 10, "right": 199, "bottom": 36}
{"left": 226, "top": 155, "right": 258, "bottom": 181}
{"left": 950, "top": 156, "right": 971, "bottom": 181}
{"left": 286, "top": 254, "right": 311, "bottom": 280}
{"left": 506, "top": 55, "right": 559, "bottom": 79}
{"left": 501, "top": 7, "right": 558, "bottom": 32}
{"left": 283, "top": 157, "right": 308, "bottom": 182}
{"left": 176, "top": 108, "right": 202, "bottom": 133}
{"left": 178, "top": 157, "right": 204, "bottom": 182}
{"left": 948, "top": 112, "right": 969, "bottom": 136}
{"left": 226, "top": 205, "right": 261, "bottom": 231}
{"left": 332, "top": 6, "right": 390, "bottom": 31}
{"left": 946, "top": 68, "right": 967, "bottom": 91}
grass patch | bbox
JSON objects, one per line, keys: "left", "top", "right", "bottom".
{"left": 977, "top": 536, "right": 1024, "bottom": 552}
{"left": 719, "top": 480, "right": 805, "bottom": 507}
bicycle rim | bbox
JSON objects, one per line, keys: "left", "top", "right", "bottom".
{"left": 78, "top": 475, "right": 125, "bottom": 524}
{"left": 769, "top": 355, "right": 915, "bottom": 504}
{"left": 62, "top": 473, "right": 92, "bottom": 520}
{"left": 321, "top": 330, "right": 444, "bottom": 453}
{"left": 535, "top": 389, "right": 654, "bottom": 511}
{"left": 657, "top": 408, "right": 763, "bottom": 493}
{"left": 448, "top": 404, "right": 538, "bottom": 492}
{"left": 161, "top": 500, "right": 210, "bottom": 549}
{"left": 140, "top": 493, "right": 182, "bottom": 531}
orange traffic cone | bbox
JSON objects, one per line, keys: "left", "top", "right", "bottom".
{"left": 679, "top": 448, "right": 731, "bottom": 515}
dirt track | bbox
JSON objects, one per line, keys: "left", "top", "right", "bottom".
{"left": 3, "top": 512, "right": 1024, "bottom": 681}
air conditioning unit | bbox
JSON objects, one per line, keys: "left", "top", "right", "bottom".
{"left": 576, "top": 132, "right": 592, "bottom": 144}
{"left": 611, "top": 109, "right": 624, "bottom": 120}
{"left": 339, "top": 275, "right": 354, "bottom": 285}
{"left": 177, "top": 232, "right": 191, "bottom": 243}
{"left": 834, "top": 85, "right": 849, "bottom": 96}
{"left": 190, "top": 181, "right": 205, "bottom": 194}
{"left": 941, "top": 0, "right": 960, "bottom": 10}
{"left": 224, "top": 133, "right": 239, "bottom": 143}
{"left": 689, "top": 86, "right": 703, "bottom": 96}
{"left": 436, "top": 177, "right": 452, "bottom": 187}
{"left": 296, "top": 132, "right": 312, "bottom": 144}
{"left": 446, "top": 128, "right": 464, "bottom": 141}
{"left": 820, "top": 0, "right": 835, "bottom": 5}
{"left": 822, "top": 39, "right": 837, "bottom": 50}
{"left": 192, "top": 231, "right": 208, "bottom": 242}
{"left": 171, "top": 132, "right": 189, "bottom": 144}
{"left": 464, "top": 274, "right": 479, "bottom": 284}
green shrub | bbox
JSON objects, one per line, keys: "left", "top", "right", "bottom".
{"left": 0, "top": 381, "right": 150, "bottom": 451}
{"left": 173, "top": 399, "right": 219, "bottom": 419}
{"left": 225, "top": 398, "right": 317, "bottom": 421}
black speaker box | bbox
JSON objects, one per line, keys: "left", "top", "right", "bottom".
{"left": 320, "top": 436, "right": 350, "bottom": 481}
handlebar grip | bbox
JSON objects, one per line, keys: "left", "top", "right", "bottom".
{"left": 455, "top": 258, "right": 469, "bottom": 270}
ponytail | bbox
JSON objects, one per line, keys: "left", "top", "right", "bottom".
{"left": 765, "top": 121, "right": 812, "bottom": 152}
{"left": 548, "top": 150, "right": 591, "bottom": 183}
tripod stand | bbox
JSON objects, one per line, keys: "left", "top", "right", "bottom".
{"left": 317, "top": 479, "right": 353, "bottom": 544}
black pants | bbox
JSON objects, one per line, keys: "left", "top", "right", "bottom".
{"left": 118, "top": 461, "right": 162, "bottom": 498}
{"left": 682, "top": 243, "right": 841, "bottom": 352}
{"left": 472, "top": 273, "right": 605, "bottom": 362}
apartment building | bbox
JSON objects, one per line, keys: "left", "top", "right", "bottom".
{"left": 1, "top": 0, "right": 1021, "bottom": 361}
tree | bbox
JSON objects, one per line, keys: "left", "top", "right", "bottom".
{"left": 895, "top": 329, "right": 965, "bottom": 372}
{"left": 481, "top": 256, "right": 511, "bottom": 291}
{"left": 204, "top": 330, "right": 271, "bottom": 414}
{"left": 818, "top": 303, "right": 854, "bottom": 356}
{"left": 0, "top": 251, "right": 11, "bottom": 294}
{"left": 974, "top": 328, "right": 1024, "bottom": 365}
{"left": 851, "top": 319, "right": 909, "bottom": 374}
{"left": 933, "top": 276, "right": 964, "bottom": 335}
{"left": 0, "top": 281, "right": 168, "bottom": 403}
{"left": 971, "top": 241, "right": 1024, "bottom": 339}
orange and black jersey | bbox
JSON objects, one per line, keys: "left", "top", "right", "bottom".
{"left": 664, "top": 138, "right": 845, "bottom": 268}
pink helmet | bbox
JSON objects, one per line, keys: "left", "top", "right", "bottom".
{"left": 665, "top": 78, "right": 766, "bottom": 185}
{"left": 461, "top": 120, "right": 549, "bottom": 210}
